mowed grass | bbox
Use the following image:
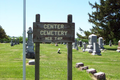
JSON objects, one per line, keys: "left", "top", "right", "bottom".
{"left": 0, "top": 43, "right": 120, "bottom": 80}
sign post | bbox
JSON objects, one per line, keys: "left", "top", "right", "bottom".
{"left": 33, "top": 14, "right": 75, "bottom": 80}
{"left": 35, "top": 14, "right": 40, "bottom": 80}
{"left": 67, "top": 14, "right": 72, "bottom": 80}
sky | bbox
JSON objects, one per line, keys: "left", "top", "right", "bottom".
{"left": 0, "top": 0, "right": 99, "bottom": 38}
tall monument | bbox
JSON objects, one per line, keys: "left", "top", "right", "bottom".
{"left": 26, "top": 27, "right": 35, "bottom": 58}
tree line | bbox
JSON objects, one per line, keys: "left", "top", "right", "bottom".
{"left": 0, "top": 25, "right": 27, "bottom": 43}
{"left": 77, "top": 0, "right": 120, "bottom": 45}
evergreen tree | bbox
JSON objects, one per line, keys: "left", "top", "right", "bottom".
{"left": 88, "top": 0, "right": 120, "bottom": 43}
{"left": 0, "top": 25, "right": 7, "bottom": 39}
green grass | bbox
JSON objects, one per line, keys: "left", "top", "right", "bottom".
{"left": 0, "top": 43, "right": 120, "bottom": 80}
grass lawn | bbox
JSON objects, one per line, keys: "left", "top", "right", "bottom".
{"left": 0, "top": 43, "right": 120, "bottom": 80}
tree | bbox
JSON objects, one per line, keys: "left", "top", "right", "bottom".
{"left": 88, "top": 0, "right": 120, "bottom": 44}
{"left": 77, "top": 27, "right": 91, "bottom": 39}
{"left": 0, "top": 25, "right": 7, "bottom": 39}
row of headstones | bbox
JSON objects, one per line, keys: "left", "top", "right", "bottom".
{"left": 11, "top": 38, "right": 19, "bottom": 46}
{"left": 76, "top": 62, "right": 106, "bottom": 80}
{"left": 85, "top": 34, "right": 104, "bottom": 55}
{"left": 72, "top": 34, "right": 104, "bottom": 55}
{"left": 109, "top": 40, "right": 120, "bottom": 52}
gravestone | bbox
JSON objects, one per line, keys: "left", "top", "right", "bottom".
{"left": 94, "top": 72, "right": 106, "bottom": 80}
{"left": 14, "top": 38, "right": 17, "bottom": 45}
{"left": 57, "top": 48, "right": 60, "bottom": 54}
{"left": 78, "top": 40, "right": 82, "bottom": 47}
{"left": 116, "top": 40, "right": 120, "bottom": 52}
{"left": 72, "top": 42, "right": 75, "bottom": 49}
{"left": 103, "top": 40, "right": 105, "bottom": 45}
{"left": 109, "top": 40, "right": 112, "bottom": 46}
{"left": 63, "top": 42, "right": 66, "bottom": 45}
{"left": 82, "top": 42, "right": 86, "bottom": 52}
{"left": 98, "top": 37, "right": 104, "bottom": 50}
{"left": 26, "top": 27, "right": 35, "bottom": 59}
{"left": 29, "top": 60, "right": 35, "bottom": 65}
{"left": 10, "top": 38, "right": 14, "bottom": 46}
{"left": 13, "top": 38, "right": 15, "bottom": 45}
{"left": 92, "top": 42, "right": 101, "bottom": 55}
{"left": 55, "top": 43, "right": 58, "bottom": 46}
{"left": 73, "top": 39, "right": 78, "bottom": 50}
{"left": 18, "top": 38, "right": 19, "bottom": 44}
{"left": 85, "top": 34, "right": 97, "bottom": 53}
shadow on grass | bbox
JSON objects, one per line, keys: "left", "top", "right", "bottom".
{"left": 105, "top": 48, "right": 117, "bottom": 51}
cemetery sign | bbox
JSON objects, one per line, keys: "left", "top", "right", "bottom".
{"left": 33, "top": 22, "right": 75, "bottom": 42}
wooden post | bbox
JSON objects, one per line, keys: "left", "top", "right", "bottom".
{"left": 67, "top": 14, "right": 72, "bottom": 80}
{"left": 35, "top": 14, "right": 40, "bottom": 80}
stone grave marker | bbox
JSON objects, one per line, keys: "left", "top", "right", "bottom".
{"left": 109, "top": 40, "right": 112, "bottom": 46}
{"left": 116, "top": 40, "right": 120, "bottom": 52}
{"left": 85, "top": 34, "right": 97, "bottom": 53}
{"left": 103, "top": 40, "right": 105, "bottom": 45}
{"left": 78, "top": 40, "right": 82, "bottom": 47}
{"left": 73, "top": 39, "right": 78, "bottom": 50}
{"left": 72, "top": 42, "right": 75, "bottom": 49}
{"left": 26, "top": 27, "right": 35, "bottom": 59}
{"left": 92, "top": 42, "right": 101, "bottom": 55}
{"left": 14, "top": 38, "right": 17, "bottom": 45}
{"left": 11, "top": 38, "right": 14, "bottom": 46}
{"left": 63, "top": 42, "right": 66, "bottom": 45}
{"left": 18, "top": 38, "right": 19, "bottom": 44}
{"left": 55, "top": 43, "right": 58, "bottom": 46}
{"left": 82, "top": 42, "right": 86, "bottom": 52}
{"left": 29, "top": 60, "right": 35, "bottom": 65}
{"left": 98, "top": 37, "right": 104, "bottom": 50}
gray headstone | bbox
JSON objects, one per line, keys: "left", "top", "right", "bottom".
{"left": 73, "top": 39, "right": 78, "bottom": 50}
{"left": 26, "top": 27, "right": 35, "bottom": 59}
{"left": 98, "top": 37, "right": 104, "bottom": 50}
{"left": 72, "top": 42, "right": 75, "bottom": 49}
{"left": 82, "top": 42, "right": 86, "bottom": 52}
{"left": 79, "top": 40, "right": 82, "bottom": 47}
{"left": 10, "top": 38, "right": 14, "bottom": 46}
{"left": 85, "top": 34, "right": 97, "bottom": 53}
{"left": 109, "top": 40, "right": 112, "bottom": 46}
{"left": 14, "top": 38, "right": 17, "bottom": 45}
{"left": 103, "top": 40, "right": 105, "bottom": 45}
{"left": 18, "top": 38, "right": 19, "bottom": 44}
{"left": 92, "top": 42, "right": 101, "bottom": 55}
{"left": 63, "top": 42, "right": 66, "bottom": 45}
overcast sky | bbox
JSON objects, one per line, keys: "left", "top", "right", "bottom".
{"left": 0, "top": 0, "right": 99, "bottom": 38}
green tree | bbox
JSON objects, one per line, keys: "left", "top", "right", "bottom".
{"left": 88, "top": 0, "right": 120, "bottom": 44}
{"left": 0, "top": 25, "right": 7, "bottom": 39}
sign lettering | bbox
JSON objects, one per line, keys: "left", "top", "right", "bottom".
{"left": 33, "top": 22, "right": 75, "bottom": 42}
